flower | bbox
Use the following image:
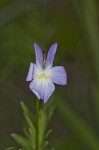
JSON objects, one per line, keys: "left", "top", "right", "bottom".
{"left": 26, "top": 42, "right": 67, "bottom": 103}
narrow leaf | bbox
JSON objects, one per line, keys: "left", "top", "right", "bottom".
{"left": 5, "top": 147, "right": 16, "bottom": 150}
{"left": 20, "top": 101, "right": 36, "bottom": 149}
{"left": 11, "top": 133, "right": 32, "bottom": 150}
{"left": 45, "top": 129, "right": 53, "bottom": 139}
{"left": 57, "top": 99, "right": 99, "bottom": 150}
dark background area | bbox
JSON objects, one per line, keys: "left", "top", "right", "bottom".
{"left": 0, "top": 0, "right": 99, "bottom": 149}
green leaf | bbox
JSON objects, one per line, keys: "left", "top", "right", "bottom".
{"left": 45, "top": 129, "right": 53, "bottom": 139}
{"left": 42, "top": 141, "right": 49, "bottom": 149}
{"left": 50, "top": 148, "right": 55, "bottom": 150}
{"left": 20, "top": 101, "right": 34, "bottom": 123}
{"left": 20, "top": 101, "right": 36, "bottom": 149}
{"left": 39, "top": 109, "right": 47, "bottom": 147}
{"left": 11, "top": 133, "right": 32, "bottom": 150}
{"left": 47, "top": 105, "right": 56, "bottom": 121}
{"left": 92, "top": 84, "right": 99, "bottom": 129}
{"left": 71, "top": 0, "right": 99, "bottom": 136}
{"left": 57, "top": 99, "right": 99, "bottom": 150}
{"left": 5, "top": 147, "right": 17, "bottom": 150}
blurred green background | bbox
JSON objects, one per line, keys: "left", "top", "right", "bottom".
{"left": 0, "top": 0, "right": 99, "bottom": 149}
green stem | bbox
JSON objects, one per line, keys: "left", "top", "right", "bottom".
{"left": 36, "top": 99, "right": 39, "bottom": 150}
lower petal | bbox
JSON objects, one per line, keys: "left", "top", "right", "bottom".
{"left": 50, "top": 66, "right": 67, "bottom": 85}
{"left": 29, "top": 78, "right": 55, "bottom": 103}
{"left": 32, "top": 89, "right": 40, "bottom": 100}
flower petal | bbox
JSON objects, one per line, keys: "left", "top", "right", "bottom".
{"left": 29, "top": 78, "right": 55, "bottom": 103}
{"left": 34, "top": 42, "right": 43, "bottom": 68}
{"left": 26, "top": 63, "right": 34, "bottom": 81}
{"left": 50, "top": 66, "right": 67, "bottom": 85}
{"left": 45, "top": 43, "right": 58, "bottom": 68}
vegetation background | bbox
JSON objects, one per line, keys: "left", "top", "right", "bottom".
{"left": 0, "top": 0, "right": 99, "bottom": 149}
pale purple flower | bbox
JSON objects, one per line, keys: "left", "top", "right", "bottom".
{"left": 26, "top": 42, "right": 67, "bottom": 103}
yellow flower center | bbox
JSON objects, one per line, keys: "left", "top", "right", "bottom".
{"left": 38, "top": 73, "right": 47, "bottom": 80}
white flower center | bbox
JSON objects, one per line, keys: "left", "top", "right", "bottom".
{"left": 34, "top": 65, "right": 52, "bottom": 81}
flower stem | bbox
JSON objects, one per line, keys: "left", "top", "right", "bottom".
{"left": 36, "top": 99, "right": 39, "bottom": 150}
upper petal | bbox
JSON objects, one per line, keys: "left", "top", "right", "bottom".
{"left": 50, "top": 66, "right": 67, "bottom": 85}
{"left": 34, "top": 42, "right": 43, "bottom": 68}
{"left": 26, "top": 63, "right": 34, "bottom": 81}
{"left": 45, "top": 43, "right": 58, "bottom": 69}
{"left": 29, "top": 78, "right": 55, "bottom": 103}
